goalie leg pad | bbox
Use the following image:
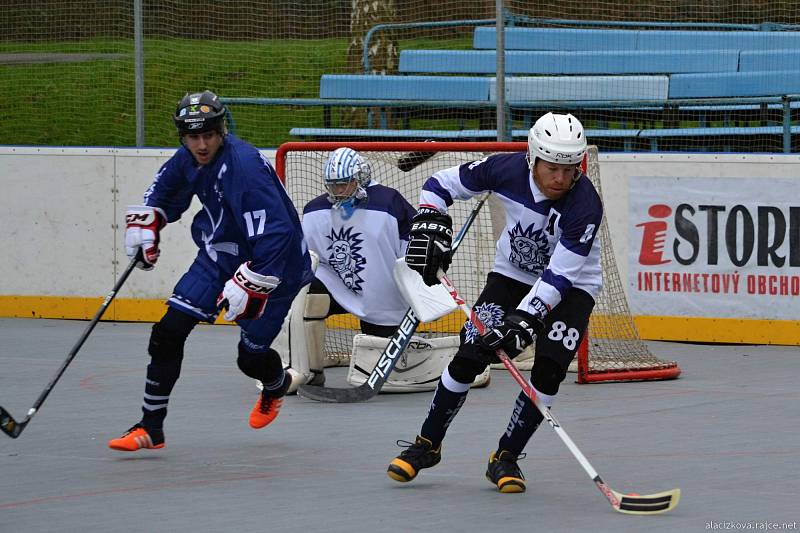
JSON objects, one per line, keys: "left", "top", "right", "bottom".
{"left": 347, "top": 334, "right": 452, "bottom": 392}
{"left": 265, "top": 253, "right": 322, "bottom": 394}
{"left": 304, "top": 291, "right": 330, "bottom": 380}
{"left": 346, "top": 335, "right": 489, "bottom": 392}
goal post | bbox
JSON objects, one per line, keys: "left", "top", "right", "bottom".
{"left": 276, "top": 141, "right": 680, "bottom": 384}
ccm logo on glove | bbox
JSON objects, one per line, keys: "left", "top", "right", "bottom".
{"left": 125, "top": 205, "right": 166, "bottom": 270}
{"left": 217, "top": 262, "right": 280, "bottom": 322}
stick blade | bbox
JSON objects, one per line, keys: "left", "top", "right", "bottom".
{"left": 297, "top": 382, "right": 377, "bottom": 403}
{"left": 612, "top": 488, "right": 681, "bottom": 515}
{"left": 0, "top": 406, "right": 23, "bottom": 438}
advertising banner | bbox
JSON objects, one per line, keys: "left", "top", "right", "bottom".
{"left": 629, "top": 175, "right": 799, "bottom": 342}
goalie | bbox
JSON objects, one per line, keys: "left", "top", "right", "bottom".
{"left": 278, "top": 147, "right": 468, "bottom": 392}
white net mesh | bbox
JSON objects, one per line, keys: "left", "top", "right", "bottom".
{"left": 279, "top": 142, "right": 680, "bottom": 382}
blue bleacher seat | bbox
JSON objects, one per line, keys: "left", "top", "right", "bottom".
{"left": 739, "top": 50, "right": 800, "bottom": 72}
{"left": 288, "top": 127, "right": 645, "bottom": 141}
{"left": 289, "top": 128, "right": 502, "bottom": 139}
{"left": 473, "top": 27, "right": 800, "bottom": 52}
{"left": 321, "top": 74, "right": 670, "bottom": 103}
{"left": 225, "top": 24, "right": 800, "bottom": 152}
{"left": 320, "top": 74, "right": 490, "bottom": 101}
{"left": 399, "top": 49, "right": 739, "bottom": 75}
{"left": 473, "top": 27, "right": 637, "bottom": 51}
{"left": 495, "top": 75, "right": 669, "bottom": 102}
{"left": 669, "top": 70, "right": 800, "bottom": 98}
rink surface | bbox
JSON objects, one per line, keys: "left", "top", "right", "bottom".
{"left": 0, "top": 318, "right": 798, "bottom": 533}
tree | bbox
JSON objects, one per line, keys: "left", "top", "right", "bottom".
{"left": 342, "top": 0, "right": 399, "bottom": 128}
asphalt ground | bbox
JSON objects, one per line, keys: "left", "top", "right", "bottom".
{"left": 0, "top": 318, "right": 798, "bottom": 533}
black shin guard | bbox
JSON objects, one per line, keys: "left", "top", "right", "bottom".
{"left": 497, "top": 356, "right": 567, "bottom": 454}
{"left": 236, "top": 344, "right": 287, "bottom": 396}
{"left": 141, "top": 308, "right": 198, "bottom": 429}
{"left": 497, "top": 391, "right": 544, "bottom": 455}
{"left": 419, "top": 357, "right": 483, "bottom": 446}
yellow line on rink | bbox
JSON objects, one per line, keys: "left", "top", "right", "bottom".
{"left": 0, "top": 296, "right": 798, "bottom": 346}
{"left": 634, "top": 315, "right": 800, "bottom": 346}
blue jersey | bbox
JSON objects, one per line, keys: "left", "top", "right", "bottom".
{"left": 419, "top": 151, "right": 603, "bottom": 313}
{"left": 142, "top": 134, "right": 312, "bottom": 294}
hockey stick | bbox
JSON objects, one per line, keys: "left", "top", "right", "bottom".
{"left": 397, "top": 140, "right": 436, "bottom": 172}
{"left": 0, "top": 255, "right": 139, "bottom": 439}
{"left": 435, "top": 273, "right": 681, "bottom": 515}
{"left": 297, "top": 193, "right": 490, "bottom": 403}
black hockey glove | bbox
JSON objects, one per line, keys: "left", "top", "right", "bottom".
{"left": 479, "top": 309, "right": 545, "bottom": 362}
{"left": 405, "top": 207, "right": 453, "bottom": 286}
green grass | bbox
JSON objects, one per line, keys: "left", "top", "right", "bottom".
{"left": 0, "top": 36, "right": 473, "bottom": 147}
{"left": 0, "top": 36, "right": 779, "bottom": 149}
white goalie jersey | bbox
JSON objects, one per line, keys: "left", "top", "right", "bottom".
{"left": 301, "top": 182, "right": 417, "bottom": 326}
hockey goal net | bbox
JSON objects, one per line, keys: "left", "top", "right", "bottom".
{"left": 276, "top": 141, "right": 680, "bottom": 383}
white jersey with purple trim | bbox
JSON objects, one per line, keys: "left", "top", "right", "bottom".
{"left": 302, "top": 182, "right": 417, "bottom": 325}
{"left": 419, "top": 151, "right": 603, "bottom": 313}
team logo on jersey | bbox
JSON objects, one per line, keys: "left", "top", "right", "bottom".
{"left": 326, "top": 226, "right": 366, "bottom": 293}
{"left": 464, "top": 302, "right": 504, "bottom": 344}
{"left": 508, "top": 222, "right": 550, "bottom": 275}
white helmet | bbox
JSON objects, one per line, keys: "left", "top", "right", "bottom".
{"left": 323, "top": 147, "right": 372, "bottom": 207}
{"left": 527, "top": 112, "right": 587, "bottom": 166}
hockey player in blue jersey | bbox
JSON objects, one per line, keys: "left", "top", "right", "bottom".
{"left": 387, "top": 113, "right": 604, "bottom": 492}
{"left": 294, "top": 147, "right": 417, "bottom": 387}
{"left": 109, "top": 90, "right": 313, "bottom": 451}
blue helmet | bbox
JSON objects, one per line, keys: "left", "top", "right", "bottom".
{"left": 324, "top": 147, "right": 371, "bottom": 210}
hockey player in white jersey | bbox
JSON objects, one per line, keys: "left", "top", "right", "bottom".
{"left": 387, "top": 113, "right": 604, "bottom": 493}
{"left": 292, "top": 148, "right": 417, "bottom": 387}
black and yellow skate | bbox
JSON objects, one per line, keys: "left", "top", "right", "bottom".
{"left": 486, "top": 450, "right": 526, "bottom": 493}
{"left": 387, "top": 435, "right": 441, "bottom": 482}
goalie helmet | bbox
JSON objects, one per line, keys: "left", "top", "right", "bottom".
{"left": 173, "top": 90, "right": 227, "bottom": 136}
{"left": 527, "top": 112, "right": 587, "bottom": 166}
{"left": 323, "top": 147, "right": 372, "bottom": 216}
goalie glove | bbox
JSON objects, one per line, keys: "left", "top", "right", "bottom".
{"left": 479, "top": 308, "right": 546, "bottom": 362}
{"left": 405, "top": 207, "right": 453, "bottom": 286}
{"left": 125, "top": 205, "right": 166, "bottom": 270}
{"left": 217, "top": 262, "right": 280, "bottom": 322}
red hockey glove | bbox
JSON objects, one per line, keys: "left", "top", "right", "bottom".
{"left": 217, "top": 262, "right": 280, "bottom": 322}
{"left": 125, "top": 205, "right": 166, "bottom": 270}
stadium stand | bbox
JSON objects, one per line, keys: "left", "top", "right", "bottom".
{"left": 226, "top": 24, "right": 800, "bottom": 151}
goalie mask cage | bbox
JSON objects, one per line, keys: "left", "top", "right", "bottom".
{"left": 276, "top": 141, "right": 680, "bottom": 383}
